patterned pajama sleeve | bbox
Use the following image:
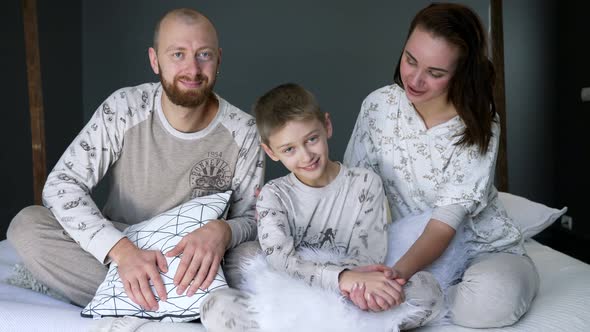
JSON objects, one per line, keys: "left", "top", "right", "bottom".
{"left": 343, "top": 104, "right": 379, "bottom": 174}
{"left": 225, "top": 126, "right": 265, "bottom": 249}
{"left": 42, "top": 90, "right": 128, "bottom": 263}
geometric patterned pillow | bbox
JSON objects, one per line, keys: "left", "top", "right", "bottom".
{"left": 81, "top": 191, "right": 231, "bottom": 322}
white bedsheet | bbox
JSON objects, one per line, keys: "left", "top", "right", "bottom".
{"left": 1, "top": 239, "right": 589, "bottom": 332}
{"left": 416, "top": 239, "right": 590, "bottom": 332}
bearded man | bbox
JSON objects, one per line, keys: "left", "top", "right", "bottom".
{"left": 8, "top": 8, "right": 264, "bottom": 311}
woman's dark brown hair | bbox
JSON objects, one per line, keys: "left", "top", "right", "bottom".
{"left": 394, "top": 3, "right": 497, "bottom": 154}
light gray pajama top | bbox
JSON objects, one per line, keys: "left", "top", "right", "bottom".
{"left": 256, "top": 164, "right": 389, "bottom": 292}
{"left": 344, "top": 84, "right": 525, "bottom": 255}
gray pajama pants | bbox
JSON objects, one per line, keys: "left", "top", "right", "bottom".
{"left": 447, "top": 252, "right": 539, "bottom": 328}
{"left": 6, "top": 205, "right": 256, "bottom": 307}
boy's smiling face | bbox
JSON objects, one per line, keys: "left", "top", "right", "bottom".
{"left": 262, "top": 114, "right": 339, "bottom": 187}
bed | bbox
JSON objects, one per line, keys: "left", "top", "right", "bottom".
{"left": 2, "top": 233, "right": 589, "bottom": 332}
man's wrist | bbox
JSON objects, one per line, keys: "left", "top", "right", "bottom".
{"left": 215, "top": 219, "right": 232, "bottom": 249}
{"left": 108, "top": 237, "right": 134, "bottom": 264}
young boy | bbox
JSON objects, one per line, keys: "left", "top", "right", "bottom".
{"left": 253, "top": 83, "right": 401, "bottom": 299}
{"left": 201, "top": 83, "right": 442, "bottom": 331}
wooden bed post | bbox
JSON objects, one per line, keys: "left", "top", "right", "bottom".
{"left": 22, "top": 0, "right": 47, "bottom": 205}
{"left": 490, "top": 0, "right": 509, "bottom": 192}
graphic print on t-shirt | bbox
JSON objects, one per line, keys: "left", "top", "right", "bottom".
{"left": 190, "top": 152, "right": 233, "bottom": 197}
{"left": 297, "top": 226, "right": 347, "bottom": 253}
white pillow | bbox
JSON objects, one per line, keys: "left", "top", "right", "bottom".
{"left": 498, "top": 192, "right": 567, "bottom": 238}
{"left": 385, "top": 210, "right": 476, "bottom": 290}
{"left": 81, "top": 191, "right": 231, "bottom": 322}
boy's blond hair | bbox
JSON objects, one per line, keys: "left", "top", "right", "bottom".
{"left": 253, "top": 83, "right": 324, "bottom": 145}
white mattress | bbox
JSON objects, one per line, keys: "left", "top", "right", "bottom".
{"left": 1, "top": 239, "right": 589, "bottom": 332}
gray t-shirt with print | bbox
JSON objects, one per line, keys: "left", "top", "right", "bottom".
{"left": 43, "top": 83, "right": 264, "bottom": 262}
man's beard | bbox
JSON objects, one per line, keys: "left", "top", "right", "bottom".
{"left": 160, "top": 72, "right": 215, "bottom": 108}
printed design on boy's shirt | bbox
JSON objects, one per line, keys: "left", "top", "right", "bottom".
{"left": 293, "top": 270, "right": 305, "bottom": 281}
{"left": 297, "top": 227, "right": 347, "bottom": 253}
{"left": 190, "top": 153, "right": 233, "bottom": 197}
{"left": 358, "top": 229, "right": 369, "bottom": 248}
{"left": 318, "top": 228, "right": 336, "bottom": 248}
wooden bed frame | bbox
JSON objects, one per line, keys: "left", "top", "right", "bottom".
{"left": 22, "top": 0, "right": 46, "bottom": 205}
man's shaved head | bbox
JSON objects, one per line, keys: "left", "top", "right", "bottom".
{"left": 153, "top": 8, "right": 218, "bottom": 51}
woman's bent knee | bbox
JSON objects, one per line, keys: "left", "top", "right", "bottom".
{"left": 449, "top": 253, "right": 538, "bottom": 328}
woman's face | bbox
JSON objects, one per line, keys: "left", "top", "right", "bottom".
{"left": 400, "top": 26, "right": 460, "bottom": 108}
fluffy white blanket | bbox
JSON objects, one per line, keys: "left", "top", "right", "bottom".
{"left": 240, "top": 211, "right": 475, "bottom": 332}
{"left": 241, "top": 251, "right": 422, "bottom": 332}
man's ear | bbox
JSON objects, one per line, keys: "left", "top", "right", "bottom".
{"left": 324, "top": 113, "right": 333, "bottom": 139}
{"left": 261, "top": 143, "right": 280, "bottom": 161}
{"left": 148, "top": 47, "right": 159, "bottom": 75}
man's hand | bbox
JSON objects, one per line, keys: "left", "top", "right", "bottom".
{"left": 166, "top": 219, "right": 231, "bottom": 296}
{"left": 109, "top": 238, "right": 168, "bottom": 311}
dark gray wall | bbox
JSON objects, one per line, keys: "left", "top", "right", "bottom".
{"left": 81, "top": 0, "right": 488, "bottom": 186}
{"left": 1, "top": 1, "right": 31, "bottom": 240}
{"left": 1, "top": 1, "right": 82, "bottom": 240}
{"left": 554, "top": 2, "right": 590, "bottom": 235}
{"left": 504, "top": 0, "right": 556, "bottom": 205}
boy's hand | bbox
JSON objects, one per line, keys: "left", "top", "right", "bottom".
{"left": 340, "top": 265, "right": 406, "bottom": 311}
{"left": 348, "top": 280, "right": 405, "bottom": 311}
{"left": 339, "top": 269, "right": 405, "bottom": 312}
{"left": 166, "top": 219, "right": 231, "bottom": 296}
{"left": 109, "top": 238, "right": 168, "bottom": 311}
